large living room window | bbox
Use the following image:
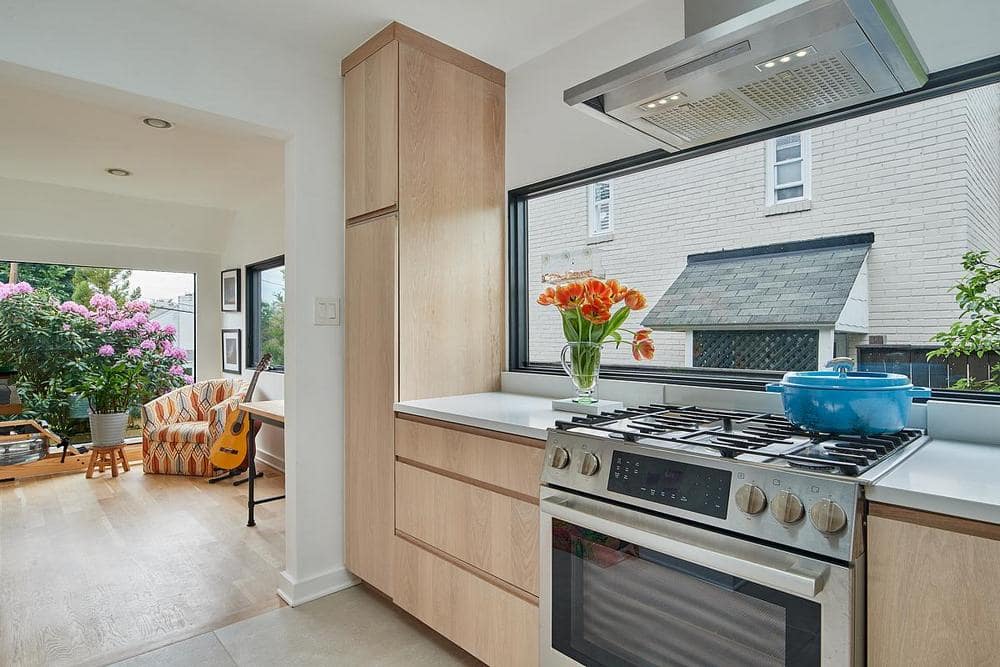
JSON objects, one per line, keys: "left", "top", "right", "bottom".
{"left": 246, "top": 255, "right": 285, "bottom": 371}
{"left": 510, "top": 79, "right": 1000, "bottom": 396}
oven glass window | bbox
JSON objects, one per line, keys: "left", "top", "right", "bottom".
{"left": 551, "top": 519, "right": 821, "bottom": 666}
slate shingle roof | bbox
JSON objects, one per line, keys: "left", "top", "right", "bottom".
{"left": 642, "top": 234, "right": 873, "bottom": 330}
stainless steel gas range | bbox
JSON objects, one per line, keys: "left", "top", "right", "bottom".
{"left": 539, "top": 404, "right": 926, "bottom": 667}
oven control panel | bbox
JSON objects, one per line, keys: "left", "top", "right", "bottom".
{"left": 607, "top": 451, "right": 732, "bottom": 519}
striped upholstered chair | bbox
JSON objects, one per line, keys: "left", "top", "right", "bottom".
{"left": 141, "top": 379, "right": 246, "bottom": 476}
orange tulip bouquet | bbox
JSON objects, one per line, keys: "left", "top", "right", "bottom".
{"left": 537, "top": 277, "right": 654, "bottom": 404}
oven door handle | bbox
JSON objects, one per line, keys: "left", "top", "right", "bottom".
{"left": 541, "top": 490, "right": 830, "bottom": 598}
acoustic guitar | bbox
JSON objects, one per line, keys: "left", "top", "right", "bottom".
{"left": 209, "top": 354, "right": 271, "bottom": 470}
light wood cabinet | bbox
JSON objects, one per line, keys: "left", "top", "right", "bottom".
{"left": 395, "top": 415, "right": 544, "bottom": 500}
{"left": 342, "top": 23, "right": 505, "bottom": 603}
{"left": 395, "top": 460, "right": 539, "bottom": 594}
{"left": 394, "top": 534, "right": 539, "bottom": 667}
{"left": 344, "top": 214, "right": 397, "bottom": 595}
{"left": 867, "top": 503, "right": 1000, "bottom": 666}
{"left": 344, "top": 41, "right": 398, "bottom": 221}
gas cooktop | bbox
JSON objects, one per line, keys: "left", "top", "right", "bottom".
{"left": 553, "top": 403, "right": 923, "bottom": 478}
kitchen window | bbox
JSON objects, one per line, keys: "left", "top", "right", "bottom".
{"left": 587, "top": 181, "right": 614, "bottom": 240}
{"left": 508, "top": 76, "right": 1000, "bottom": 400}
{"left": 246, "top": 255, "right": 285, "bottom": 371}
{"left": 765, "top": 132, "right": 811, "bottom": 205}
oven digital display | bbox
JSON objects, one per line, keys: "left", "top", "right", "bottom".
{"left": 607, "top": 451, "right": 732, "bottom": 519}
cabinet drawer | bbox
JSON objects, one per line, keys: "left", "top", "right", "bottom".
{"left": 395, "top": 415, "right": 544, "bottom": 500}
{"left": 394, "top": 534, "right": 538, "bottom": 667}
{"left": 395, "top": 461, "right": 538, "bottom": 594}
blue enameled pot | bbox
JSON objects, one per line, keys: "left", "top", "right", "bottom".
{"left": 766, "top": 363, "right": 930, "bottom": 435}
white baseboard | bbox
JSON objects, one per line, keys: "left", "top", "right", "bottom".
{"left": 277, "top": 566, "right": 359, "bottom": 607}
{"left": 255, "top": 448, "right": 284, "bottom": 472}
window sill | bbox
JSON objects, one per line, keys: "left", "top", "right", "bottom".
{"left": 764, "top": 199, "right": 812, "bottom": 217}
{"left": 587, "top": 232, "right": 615, "bottom": 245}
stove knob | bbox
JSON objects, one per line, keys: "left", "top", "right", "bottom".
{"left": 550, "top": 447, "right": 570, "bottom": 470}
{"left": 579, "top": 452, "right": 600, "bottom": 477}
{"left": 734, "top": 483, "right": 767, "bottom": 515}
{"left": 770, "top": 490, "right": 805, "bottom": 525}
{"left": 810, "top": 498, "right": 848, "bottom": 535}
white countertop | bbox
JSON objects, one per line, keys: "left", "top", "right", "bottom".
{"left": 867, "top": 438, "right": 1000, "bottom": 525}
{"left": 394, "top": 392, "right": 569, "bottom": 440}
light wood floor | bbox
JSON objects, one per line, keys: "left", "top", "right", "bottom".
{"left": 0, "top": 463, "right": 286, "bottom": 667}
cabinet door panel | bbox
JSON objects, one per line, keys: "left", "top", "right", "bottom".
{"left": 868, "top": 512, "right": 1000, "bottom": 666}
{"left": 397, "top": 42, "right": 504, "bottom": 400}
{"left": 344, "top": 41, "right": 398, "bottom": 220}
{"left": 345, "top": 214, "right": 397, "bottom": 594}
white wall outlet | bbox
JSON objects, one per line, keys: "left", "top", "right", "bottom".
{"left": 314, "top": 296, "right": 341, "bottom": 326}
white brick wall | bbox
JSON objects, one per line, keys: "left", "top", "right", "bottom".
{"left": 526, "top": 84, "right": 1000, "bottom": 368}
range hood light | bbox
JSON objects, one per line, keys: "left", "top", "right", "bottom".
{"left": 639, "top": 92, "right": 686, "bottom": 113}
{"left": 756, "top": 46, "right": 816, "bottom": 72}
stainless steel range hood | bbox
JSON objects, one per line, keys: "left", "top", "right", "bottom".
{"left": 564, "top": 0, "right": 927, "bottom": 151}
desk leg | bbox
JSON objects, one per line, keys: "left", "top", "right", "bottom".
{"left": 247, "top": 418, "right": 257, "bottom": 527}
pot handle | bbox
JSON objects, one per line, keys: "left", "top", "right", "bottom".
{"left": 765, "top": 383, "right": 784, "bottom": 393}
{"left": 909, "top": 386, "right": 932, "bottom": 399}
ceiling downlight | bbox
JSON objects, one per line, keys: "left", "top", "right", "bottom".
{"left": 105, "top": 168, "right": 132, "bottom": 176}
{"left": 142, "top": 117, "right": 173, "bottom": 129}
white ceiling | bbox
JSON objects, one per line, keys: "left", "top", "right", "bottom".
{"left": 0, "top": 74, "right": 284, "bottom": 213}
{"left": 170, "top": 0, "right": 1000, "bottom": 75}
{"left": 170, "top": 0, "right": 648, "bottom": 72}
{"left": 893, "top": 0, "right": 1000, "bottom": 72}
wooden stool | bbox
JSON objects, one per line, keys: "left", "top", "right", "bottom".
{"left": 86, "top": 445, "right": 130, "bottom": 478}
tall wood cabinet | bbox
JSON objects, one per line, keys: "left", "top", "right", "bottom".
{"left": 343, "top": 23, "right": 505, "bottom": 598}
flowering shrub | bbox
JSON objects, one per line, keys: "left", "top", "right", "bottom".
{"left": 61, "top": 293, "right": 192, "bottom": 413}
{"left": 0, "top": 282, "right": 191, "bottom": 422}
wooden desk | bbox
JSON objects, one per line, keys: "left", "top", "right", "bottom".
{"left": 239, "top": 400, "right": 285, "bottom": 526}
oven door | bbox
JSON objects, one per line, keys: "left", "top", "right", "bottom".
{"left": 540, "top": 487, "right": 862, "bottom": 667}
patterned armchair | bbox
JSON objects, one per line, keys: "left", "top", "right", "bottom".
{"left": 142, "top": 379, "right": 246, "bottom": 476}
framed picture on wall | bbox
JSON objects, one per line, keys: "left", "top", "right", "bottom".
{"left": 221, "top": 329, "right": 242, "bottom": 374}
{"left": 221, "top": 268, "right": 241, "bottom": 312}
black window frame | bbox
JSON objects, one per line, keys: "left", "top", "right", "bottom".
{"left": 508, "top": 55, "right": 1000, "bottom": 404}
{"left": 246, "top": 254, "right": 285, "bottom": 373}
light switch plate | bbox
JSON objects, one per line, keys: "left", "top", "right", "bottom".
{"left": 314, "top": 296, "right": 341, "bottom": 326}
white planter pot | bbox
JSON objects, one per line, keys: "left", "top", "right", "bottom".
{"left": 89, "top": 412, "right": 129, "bottom": 446}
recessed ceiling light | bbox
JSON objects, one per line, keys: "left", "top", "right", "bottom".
{"left": 763, "top": 61, "right": 776, "bottom": 68}
{"left": 796, "top": 50, "right": 809, "bottom": 57}
{"left": 106, "top": 168, "right": 131, "bottom": 176}
{"left": 142, "top": 117, "right": 173, "bottom": 129}
{"left": 779, "top": 56, "right": 791, "bottom": 63}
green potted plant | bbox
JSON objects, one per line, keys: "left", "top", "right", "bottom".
{"left": 62, "top": 294, "right": 191, "bottom": 444}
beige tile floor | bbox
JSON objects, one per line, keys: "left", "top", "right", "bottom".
{"left": 111, "top": 584, "right": 482, "bottom": 666}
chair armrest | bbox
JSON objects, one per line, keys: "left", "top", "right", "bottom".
{"left": 207, "top": 396, "right": 243, "bottom": 442}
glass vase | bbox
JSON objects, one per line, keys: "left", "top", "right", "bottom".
{"left": 560, "top": 342, "right": 602, "bottom": 404}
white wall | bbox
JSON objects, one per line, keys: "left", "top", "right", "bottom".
{"left": 0, "top": 176, "right": 228, "bottom": 379}
{"left": 221, "top": 187, "right": 287, "bottom": 468}
{"left": 0, "top": 0, "right": 346, "bottom": 604}
{"left": 505, "top": 0, "right": 685, "bottom": 189}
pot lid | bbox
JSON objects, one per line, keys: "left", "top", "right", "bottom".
{"left": 779, "top": 370, "right": 913, "bottom": 390}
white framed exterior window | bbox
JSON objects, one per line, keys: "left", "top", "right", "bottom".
{"left": 587, "top": 181, "right": 614, "bottom": 241}
{"left": 765, "top": 131, "right": 811, "bottom": 206}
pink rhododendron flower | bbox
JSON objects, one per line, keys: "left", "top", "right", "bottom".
{"left": 133, "top": 312, "right": 148, "bottom": 325}
{"left": 169, "top": 347, "right": 188, "bottom": 361}
{"left": 183, "top": 374, "right": 194, "bottom": 384}
{"left": 62, "top": 324, "right": 71, "bottom": 331}
{"left": 168, "top": 365, "right": 185, "bottom": 376}
{"left": 163, "top": 324, "right": 177, "bottom": 336}
{"left": 125, "top": 299, "right": 151, "bottom": 313}
{"left": 0, "top": 281, "right": 34, "bottom": 301}
{"left": 139, "top": 339, "right": 157, "bottom": 351}
{"left": 145, "top": 321, "right": 162, "bottom": 333}
{"left": 98, "top": 344, "right": 115, "bottom": 357}
{"left": 126, "top": 348, "right": 142, "bottom": 358}
{"left": 109, "top": 319, "right": 128, "bottom": 331}
{"left": 94, "top": 315, "right": 110, "bottom": 326}
{"left": 89, "top": 293, "right": 117, "bottom": 310}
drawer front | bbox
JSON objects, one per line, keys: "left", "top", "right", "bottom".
{"left": 395, "top": 461, "right": 538, "bottom": 594}
{"left": 394, "top": 535, "right": 539, "bottom": 667}
{"left": 395, "top": 416, "right": 544, "bottom": 500}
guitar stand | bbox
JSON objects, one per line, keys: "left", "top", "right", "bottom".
{"left": 208, "top": 468, "right": 246, "bottom": 484}
{"left": 233, "top": 470, "right": 264, "bottom": 486}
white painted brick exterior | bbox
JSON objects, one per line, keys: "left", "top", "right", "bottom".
{"left": 527, "top": 84, "right": 1000, "bottom": 368}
